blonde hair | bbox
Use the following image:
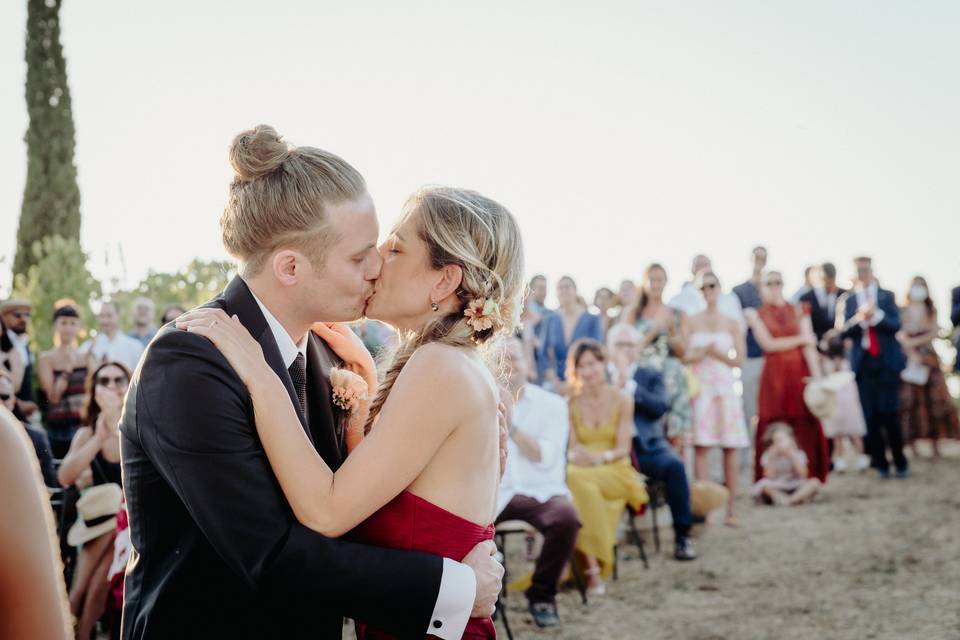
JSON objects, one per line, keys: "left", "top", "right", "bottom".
{"left": 220, "top": 124, "right": 367, "bottom": 277}
{"left": 364, "top": 187, "right": 525, "bottom": 432}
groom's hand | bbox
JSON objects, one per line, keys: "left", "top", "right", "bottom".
{"left": 462, "top": 540, "right": 503, "bottom": 618}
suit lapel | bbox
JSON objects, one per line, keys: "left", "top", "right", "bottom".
{"left": 306, "top": 332, "right": 343, "bottom": 470}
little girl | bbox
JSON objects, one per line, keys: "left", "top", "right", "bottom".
{"left": 819, "top": 333, "right": 869, "bottom": 472}
{"left": 752, "top": 423, "right": 822, "bottom": 506}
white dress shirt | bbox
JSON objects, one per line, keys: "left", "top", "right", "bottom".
{"left": 82, "top": 331, "right": 145, "bottom": 372}
{"left": 7, "top": 329, "right": 30, "bottom": 364}
{"left": 668, "top": 282, "right": 745, "bottom": 328}
{"left": 251, "top": 290, "right": 475, "bottom": 639}
{"left": 497, "top": 384, "right": 571, "bottom": 514}
{"left": 853, "top": 282, "right": 887, "bottom": 351}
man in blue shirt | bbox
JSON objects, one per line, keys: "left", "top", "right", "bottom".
{"left": 732, "top": 246, "right": 767, "bottom": 430}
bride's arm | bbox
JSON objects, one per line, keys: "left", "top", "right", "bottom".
{"left": 179, "top": 309, "right": 474, "bottom": 537}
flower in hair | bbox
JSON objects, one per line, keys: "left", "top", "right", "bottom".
{"left": 464, "top": 298, "right": 501, "bottom": 332}
{"left": 330, "top": 367, "right": 369, "bottom": 413}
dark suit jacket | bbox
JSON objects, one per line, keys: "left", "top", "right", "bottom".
{"left": 121, "top": 277, "right": 443, "bottom": 640}
{"left": 799, "top": 287, "right": 847, "bottom": 340}
{"left": 630, "top": 366, "right": 670, "bottom": 455}
{"left": 951, "top": 286, "right": 960, "bottom": 329}
{"left": 840, "top": 286, "right": 906, "bottom": 375}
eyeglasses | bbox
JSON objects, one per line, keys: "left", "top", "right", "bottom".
{"left": 8, "top": 311, "right": 30, "bottom": 319}
{"left": 699, "top": 283, "right": 718, "bottom": 291}
{"left": 0, "top": 393, "right": 10, "bottom": 401}
{"left": 96, "top": 376, "right": 129, "bottom": 389}
{"left": 764, "top": 280, "right": 783, "bottom": 287}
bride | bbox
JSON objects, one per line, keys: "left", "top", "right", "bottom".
{"left": 179, "top": 185, "right": 524, "bottom": 639}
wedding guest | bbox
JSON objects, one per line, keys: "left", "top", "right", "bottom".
{"left": 897, "top": 276, "right": 960, "bottom": 458}
{"left": 613, "top": 324, "right": 697, "bottom": 561}
{"left": 1, "top": 297, "right": 38, "bottom": 418}
{"left": 0, "top": 315, "right": 25, "bottom": 393}
{"left": 496, "top": 337, "right": 580, "bottom": 628}
{"left": 38, "top": 301, "right": 89, "bottom": 458}
{"left": 819, "top": 333, "right": 869, "bottom": 472}
{"left": 128, "top": 297, "right": 158, "bottom": 347}
{"left": 619, "top": 263, "right": 692, "bottom": 446}
{"left": 0, "top": 370, "right": 56, "bottom": 487}
{"left": 593, "top": 287, "right": 617, "bottom": 338}
{"left": 538, "top": 276, "right": 603, "bottom": 392}
{"left": 161, "top": 304, "right": 187, "bottom": 325}
{"left": 751, "top": 423, "right": 822, "bottom": 506}
{"left": 800, "top": 262, "right": 846, "bottom": 341}
{"left": 82, "top": 301, "right": 144, "bottom": 371}
{"left": 746, "top": 270, "right": 830, "bottom": 484}
{"left": 527, "top": 274, "right": 552, "bottom": 382}
{"left": 685, "top": 270, "right": 749, "bottom": 526}
{"left": 790, "top": 265, "right": 816, "bottom": 304}
{"left": 839, "top": 257, "right": 908, "bottom": 478}
{"left": 617, "top": 279, "right": 638, "bottom": 321}
{"left": 951, "top": 283, "right": 960, "bottom": 372}
{"left": 57, "top": 361, "right": 129, "bottom": 640}
{"left": 0, "top": 406, "right": 73, "bottom": 640}
{"left": 565, "top": 339, "right": 647, "bottom": 595}
{"left": 669, "top": 254, "right": 744, "bottom": 322}
{"left": 733, "top": 246, "right": 767, "bottom": 428}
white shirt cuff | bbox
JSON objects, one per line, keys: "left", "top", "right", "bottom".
{"left": 427, "top": 558, "right": 475, "bottom": 639}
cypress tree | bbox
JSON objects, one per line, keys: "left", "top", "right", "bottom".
{"left": 13, "top": 0, "right": 82, "bottom": 278}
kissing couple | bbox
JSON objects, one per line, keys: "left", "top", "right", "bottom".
{"left": 120, "top": 124, "right": 525, "bottom": 639}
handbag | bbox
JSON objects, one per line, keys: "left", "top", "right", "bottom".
{"left": 900, "top": 358, "right": 930, "bottom": 386}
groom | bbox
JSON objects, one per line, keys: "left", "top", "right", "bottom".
{"left": 120, "top": 139, "right": 502, "bottom": 639}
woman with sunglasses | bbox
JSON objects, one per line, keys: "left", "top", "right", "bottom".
{"left": 745, "top": 270, "right": 830, "bottom": 486}
{"left": 684, "top": 270, "right": 749, "bottom": 527}
{"left": 38, "top": 301, "right": 90, "bottom": 459}
{"left": 56, "top": 361, "right": 130, "bottom": 640}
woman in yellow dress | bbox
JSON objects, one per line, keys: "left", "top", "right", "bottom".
{"left": 565, "top": 338, "right": 648, "bottom": 595}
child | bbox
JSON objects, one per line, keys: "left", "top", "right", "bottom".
{"left": 819, "top": 332, "right": 869, "bottom": 472}
{"left": 752, "top": 422, "right": 822, "bottom": 506}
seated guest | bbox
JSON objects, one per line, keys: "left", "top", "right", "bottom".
{"left": 565, "top": 339, "right": 648, "bottom": 595}
{"left": 128, "top": 297, "right": 158, "bottom": 347}
{"left": 752, "top": 423, "right": 822, "bottom": 506}
{"left": 496, "top": 337, "right": 580, "bottom": 628}
{"left": 81, "top": 301, "right": 144, "bottom": 372}
{"left": 0, "top": 370, "right": 56, "bottom": 487}
{"left": 57, "top": 361, "right": 129, "bottom": 640}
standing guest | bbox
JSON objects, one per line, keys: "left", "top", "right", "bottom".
{"left": 527, "top": 274, "right": 553, "bottom": 383}
{"left": 616, "top": 279, "right": 638, "bottom": 320}
{"left": 685, "top": 270, "right": 749, "bottom": 527}
{"left": 564, "top": 339, "right": 647, "bottom": 595}
{"left": 539, "top": 276, "right": 603, "bottom": 392}
{"left": 0, "top": 370, "right": 57, "bottom": 487}
{"left": 1, "top": 315, "right": 25, "bottom": 392}
{"left": 818, "top": 333, "right": 869, "bottom": 472}
{"left": 733, "top": 246, "right": 767, "bottom": 429}
{"left": 611, "top": 324, "right": 697, "bottom": 561}
{"left": 746, "top": 270, "right": 830, "bottom": 484}
{"left": 801, "top": 262, "right": 847, "bottom": 341}
{"left": 751, "top": 423, "right": 822, "bottom": 506}
{"left": 496, "top": 338, "right": 580, "bottom": 628}
{"left": 839, "top": 257, "right": 908, "bottom": 478}
{"left": 38, "top": 301, "right": 89, "bottom": 458}
{"left": 1, "top": 298, "right": 39, "bottom": 418}
{"left": 82, "top": 301, "right": 145, "bottom": 372}
{"left": 160, "top": 304, "right": 187, "bottom": 325}
{"left": 593, "top": 287, "right": 617, "bottom": 338}
{"left": 0, "top": 406, "right": 73, "bottom": 640}
{"left": 619, "top": 264, "right": 692, "bottom": 446}
{"left": 669, "top": 254, "right": 744, "bottom": 322}
{"left": 790, "top": 266, "right": 816, "bottom": 304}
{"left": 57, "top": 361, "right": 129, "bottom": 640}
{"left": 951, "top": 283, "right": 960, "bottom": 372}
{"left": 897, "top": 276, "right": 960, "bottom": 459}
{"left": 128, "top": 297, "right": 158, "bottom": 347}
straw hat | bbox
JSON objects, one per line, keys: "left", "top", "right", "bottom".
{"left": 0, "top": 298, "right": 31, "bottom": 314}
{"left": 67, "top": 483, "right": 122, "bottom": 546}
{"left": 690, "top": 480, "right": 729, "bottom": 517}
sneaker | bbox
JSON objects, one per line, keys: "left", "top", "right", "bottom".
{"left": 528, "top": 602, "right": 560, "bottom": 628}
{"left": 674, "top": 536, "right": 697, "bottom": 561}
{"left": 856, "top": 455, "right": 871, "bottom": 471}
{"left": 878, "top": 469, "right": 891, "bottom": 480}
{"left": 833, "top": 457, "right": 848, "bottom": 473}
{"left": 896, "top": 468, "right": 910, "bottom": 479}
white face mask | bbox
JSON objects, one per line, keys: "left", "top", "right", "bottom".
{"left": 909, "top": 285, "right": 928, "bottom": 301}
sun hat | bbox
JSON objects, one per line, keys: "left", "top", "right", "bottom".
{"left": 67, "top": 483, "right": 122, "bottom": 547}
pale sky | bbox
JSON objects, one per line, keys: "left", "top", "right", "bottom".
{"left": 1, "top": 1, "right": 958, "bottom": 320}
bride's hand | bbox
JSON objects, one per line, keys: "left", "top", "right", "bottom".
{"left": 312, "top": 322, "right": 377, "bottom": 392}
{"left": 176, "top": 309, "right": 269, "bottom": 389}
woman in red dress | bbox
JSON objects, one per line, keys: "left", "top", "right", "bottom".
{"left": 744, "top": 271, "right": 830, "bottom": 483}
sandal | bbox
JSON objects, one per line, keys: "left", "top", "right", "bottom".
{"left": 584, "top": 567, "right": 606, "bottom": 596}
{"left": 724, "top": 515, "right": 740, "bottom": 528}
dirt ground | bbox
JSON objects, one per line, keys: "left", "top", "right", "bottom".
{"left": 495, "top": 441, "right": 960, "bottom": 640}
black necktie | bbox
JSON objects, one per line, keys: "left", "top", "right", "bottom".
{"left": 288, "top": 353, "right": 307, "bottom": 416}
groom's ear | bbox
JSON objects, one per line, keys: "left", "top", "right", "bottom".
{"left": 434, "top": 264, "right": 464, "bottom": 303}
{"left": 271, "top": 250, "right": 302, "bottom": 286}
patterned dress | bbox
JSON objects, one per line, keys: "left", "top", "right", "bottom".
{"left": 689, "top": 331, "right": 749, "bottom": 448}
{"left": 635, "top": 316, "right": 692, "bottom": 439}
{"left": 46, "top": 365, "right": 88, "bottom": 459}
{"left": 898, "top": 308, "right": 960, "bottom": 442}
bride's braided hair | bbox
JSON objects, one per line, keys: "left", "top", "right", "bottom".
{"left": 363, "top": 187, "right": 525, "bottom": 433}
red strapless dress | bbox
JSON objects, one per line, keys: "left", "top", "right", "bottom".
{"left": 351, "top": 491, "right": 496, "bottom": 640}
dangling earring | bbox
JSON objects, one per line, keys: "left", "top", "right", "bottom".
{"left": 431, "top": 301, "right": 439, "bottom": 312}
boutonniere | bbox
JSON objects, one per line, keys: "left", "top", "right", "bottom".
{"left": 330, "top": 367, "right": 369, "bottom": 413}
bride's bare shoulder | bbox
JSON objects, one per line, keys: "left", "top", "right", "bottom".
{"left": 401, "top": 343, "right": 494, "bottom": 399}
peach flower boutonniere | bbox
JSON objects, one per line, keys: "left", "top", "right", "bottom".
{"left": 330, "top": 367, "right": 369, "bottom": 413}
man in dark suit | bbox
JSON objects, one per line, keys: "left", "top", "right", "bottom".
{"left": 0, "top": 299, "right": 39, "bottom": 420}
{"left": 951, "top": 284, "right": 960, "bottom": 372}
{"left": 800, "top": 262, "right": 847, "bottom": 341}
{"left": 120, "top": 147, "right": 500, "bottom": 639}
{"left": 839, "top": 257, "right": 907, "bottom": 478}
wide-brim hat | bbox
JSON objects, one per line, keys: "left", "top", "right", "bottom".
{"left": 0, "top": 298, "right": 31, "bottom": 314}
{"left": 803, "top": 379, "right": 837, "bottom": 420}
{"left": 67, "top": 483, "right": 122, "bottom": 547}
{"left": 690, "top": 480, "right": 730, "bottom": 517}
